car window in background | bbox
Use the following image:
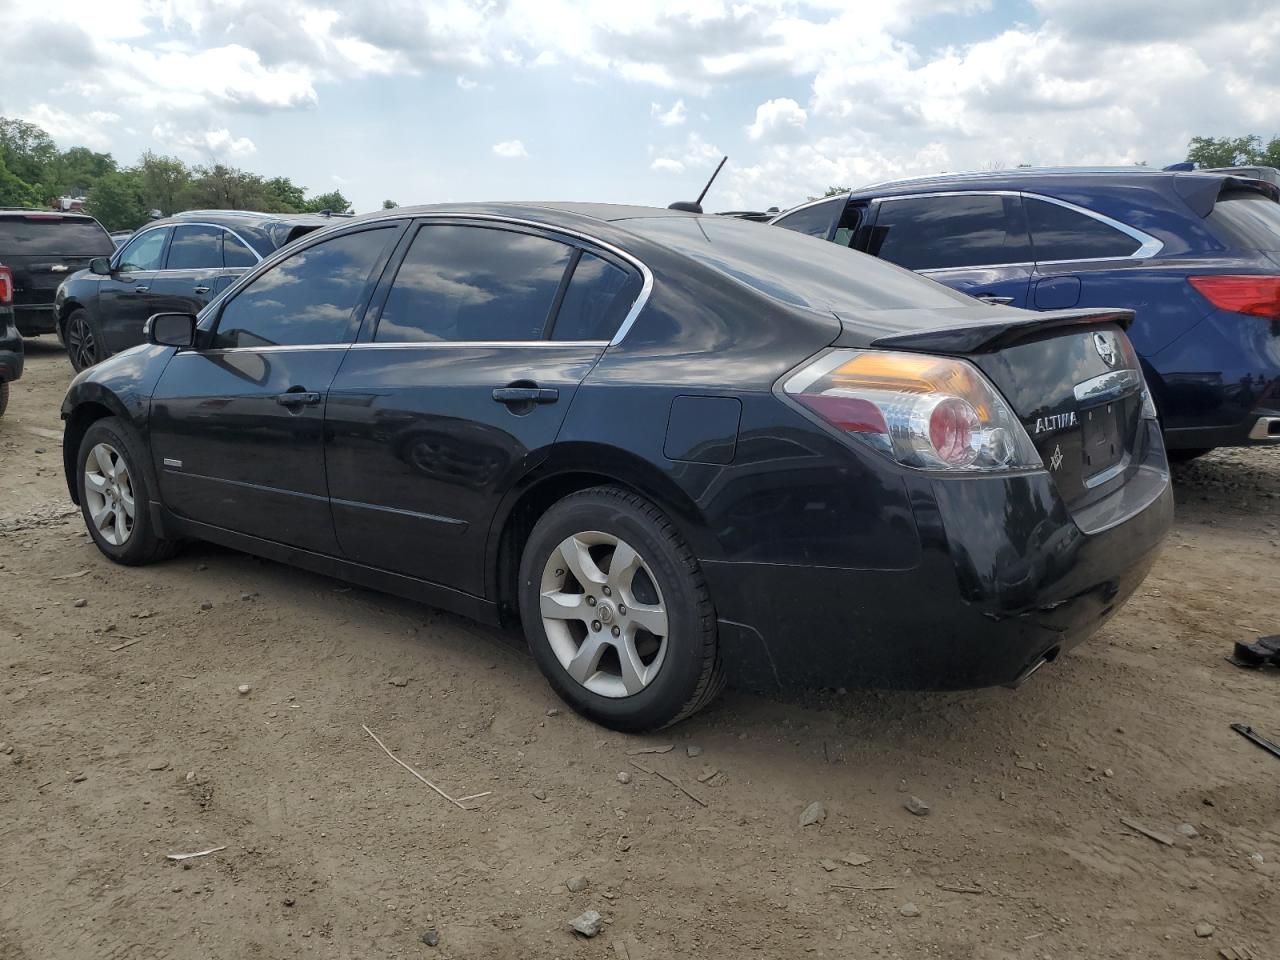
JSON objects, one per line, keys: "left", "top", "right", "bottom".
{"left": 116, "top": 228, "right": 171, "bottom": 272}
{"left": 772, "top": 196, "right": 844, "bottom": 239}
{"left": 869, "top": 194, "right": 1031, "bottom": 271}
{"left": 0, "top": 216, "right": 115, "bottom": 256}
{"left": 166, "top": 224, "right": 224, "bottom": 270}
{"left": 223, "top": 230, "right": 258, "bottom": 267}
{"left": 832, "top": 203, "right": 865, "bottom": 248}
{"left": 552, "top": 252, "right": 639, "bottom": 341}
{"left": 376, "top": 225, "right": 572, "bottom": 342}
{"left": 1024, "top": 197, "right": 1142, "bottom": 261}
{"left": 212, "top": 227, "right": 396, "bottom": 348}
{"left": 1205, "top": 191, "right": 1280, "bottom": 252}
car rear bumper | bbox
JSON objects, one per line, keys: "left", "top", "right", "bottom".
{"left": 1164, "top": 405, "right": 1280, "bottom": 449}
{"left": 13, "top": 303, "right": 57, "bottom": 336}
{"left": 703, "top": 420, "right": 1173, "bottom": 692}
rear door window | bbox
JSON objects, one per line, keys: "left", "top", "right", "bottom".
{"left": 551, "top": 251, "right": 640, "bottom": 341}
{"left": 213, "top": 227, "right": 397, "bottom": 348}
{"left": 1024, "top": 197, "right": 1142, "bottom": 262}
{"left": 869, "top": 194, "right": 1031, "bottom": 270}
{"left": 772, "top": 197, "right": 844, "bottom": 239}
{"left": 116, "top": 228, "right": 171, "bottom": 272}
{"left": 375, "top": 224, "right": 573, "bottom": 343}
{"left": 166, "top": 225, "right": 224, "bottom": 270}
{"left": 223, "top": 231, "right": 258, "bottom": 267}
{"left": 1205, "top": 191, "right": 1280, "bottom": 252}
{"left": 0, "top": 216, "right": 115, "bottom": 256}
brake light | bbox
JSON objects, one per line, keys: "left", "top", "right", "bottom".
{"left": 782, "top": 349, "right": 1042, "bottom": 472}
{"left": 0, "top": 266, "right": 12, "bottom": 305}
{"left": 1188, "top": 275, "right": 1280, "bottom": 318}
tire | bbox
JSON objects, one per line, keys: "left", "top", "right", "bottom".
{"left": 76, "top": 417, "right": 178, "bottom": 566}
{"left": 1168, "top": 447, "right": 1213, "bottom": 463}
{"left": 65, "top": 309, "right": 105, "bottom": 372}
{"left": 0, "top": 380, "right": 8, "bottom": 418}
{"left": 518, "top": 486, "right": 724, "bottom": 732}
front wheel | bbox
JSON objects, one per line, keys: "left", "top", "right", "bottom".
{"left": 0, "top": 380, "right": 8, "bottom": 418}
{"left": 76, "top": 417, "right": 178, "bottom": 565}
{"left": 65, "top": 309, "right": 104, "bottom": 372}
{"left": 518, "top": 486, "right": 723, "bottom": 732}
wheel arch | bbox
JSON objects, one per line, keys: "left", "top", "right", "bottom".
{"left": 61, "top": 393, "right": 131, "bottom": 504}
{"left": 486, "top": 443, "right": 722, "bottom": 626}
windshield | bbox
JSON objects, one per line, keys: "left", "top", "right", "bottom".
{"left": 0, "top": 216, "right": 115, "bottom": 256}
{"left": 1207, "top": 191, "right": 1280, "bottom": 252}
{"left": 622, "top": 214, "right": 972, "bottom": 313}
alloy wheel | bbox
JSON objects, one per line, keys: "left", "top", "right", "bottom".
{"left": 83, "top": 442, "right": 135, "bottom": 546}
{"left": 68, "top": 315, "right": 97, "bottom": 370}
{"left": 539, "top": 530, "right": 669, "bottom": 698}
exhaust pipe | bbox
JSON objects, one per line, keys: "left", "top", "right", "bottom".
{"left": 1006, "top": 645, "right": 1060, "bottom": 689}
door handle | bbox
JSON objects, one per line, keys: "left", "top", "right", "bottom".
{"left": 275, "top": 391, "right": 322, "bottom": 407}
{"left": 193, "top": 285, "right": 211, "bottom": 295}
{"left": 135, "top": 285, "right": 150, "bottom": 293}
{"left": 974, "top": 293, "right": 1014, "bottom": 305}
{"left": 492, "top": 386, "right": 558, "bottom": 404}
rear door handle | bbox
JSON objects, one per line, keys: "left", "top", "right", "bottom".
{"left": 193, "top": 285, "right": 211, "bottom": 295}
{"left": 974, "top": 293, "right": 1014, "bottom": 305}
{"left": 134, "top": 285, "right": 149, "bottom": 293}
{"left": 275, "top": 391, "right": 322, "bottom": 407}
{"left": 492, "top": 386, "right": 559, "bottom": 404}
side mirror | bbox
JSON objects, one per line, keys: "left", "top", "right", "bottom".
{"left": 145, "top": 313, "right": 197, "bottom": 348}
{"left": 89, "top": 257, "right": 111, "bottom": 276}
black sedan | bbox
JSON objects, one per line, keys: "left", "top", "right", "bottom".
{"left": 60, "top": 203, "right": 1173, "bottom": 731}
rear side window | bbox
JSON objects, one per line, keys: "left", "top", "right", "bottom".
{"left": 213, "top": 227, "right": 396, "bottom": 348}
{"left": 376, "top": 225, "right": 573, "bottom": 342}
{"left": 552, "top": 252, "right": 639, "bottom": 341}
{"left": 0, "top": 216, "right": 115, "bottom": 256}
{"left": 1024, "top": 198, "right": 1142, "bottom": 262}
{"left": 117, "top": 228, "right": 170, "bottom": 272}
{"left": 869, "top": 194, "right": 1030, "bottom": 270}
{"left": 223, "top": 231, "right": 258, "bottom": 267}
{"left": 166, "top": 225, "right": 223, "bottom": 270}
{"left": 1206, "top": 191, "right": 1280, "bottom": 252}
{"left": 772, "top": 197, "right": 844, "bottom": 239}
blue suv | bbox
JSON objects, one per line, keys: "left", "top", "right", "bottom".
{"left": 771, "top": 169, "right": 1280, "bottom": 457}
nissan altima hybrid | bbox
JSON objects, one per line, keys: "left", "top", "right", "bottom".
{"left": 60, "top": 203, "right": 1174, "bottom": 731}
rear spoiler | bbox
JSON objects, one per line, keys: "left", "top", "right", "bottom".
{"left": 1174, "top": 173, "right": 1280, "bottom": 217}
{"left": 868, "top": 308, "right": 1134, "bottom": 354}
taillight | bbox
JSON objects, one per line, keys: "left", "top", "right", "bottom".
{"left": 782, "top": 349, "right": 1041, "bottom": 472}
{"left": 1188, "top": 275, "right": 1280, "bottom": 318}
{"left": 0, "top": 266, "right": 12, "bottom": 305}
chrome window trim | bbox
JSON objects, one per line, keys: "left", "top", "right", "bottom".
{"left": 768, "top": 193, "right": 848, "bottom": 224}
{"left": 115, "top": 221, "right": 264, "bottom": 272}
{"left": 869, "top": 189, "right": 1164, "bottom": 269}
{"left": 177, "top": 343, "right": 352, "bottom": 356}
{"left": 350, "top": 340, "right": 609, "bottom": 350}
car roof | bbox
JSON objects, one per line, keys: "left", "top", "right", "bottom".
{"left": 149, "top": 209, "right": 341, "bottom": 230}
{"left": 847, "top": 167, "right": 1235, "bottom": 197}
{"left": 0, "top": 208, "right": 102, "bottom": 222}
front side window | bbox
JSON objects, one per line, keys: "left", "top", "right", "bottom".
{"left": 552, "top": 252, "right": 639, "bottom": 341}
{"left": 869, "top": 194, "right": 1031, "bottom": 271}
{"left": 772, "top": 197, "right": 844, "bottom": 239}
{"left": 1024, "top": 197, "right": 1142, "bottom": 262}
{"left": 376, "top": 225, "right": 573, "bottom": 342}
{"left": 212, "top": 227, "right": 396, "bottom": 348}
{"left": 166, "top": 224, "right": 223, "bottom": 270}
{"left": 117, "top": 228, "right": 170, "bottom": 272}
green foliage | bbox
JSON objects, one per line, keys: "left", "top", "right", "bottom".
{"left": 301, "top": 190, "right": 352, "bottom": 214}
{"left": 48, "top": 147, "right": 117, "bottom": 198}
{"left": 823, "top": 185, "right": 852, "bottom": 197}
{"left": 1187, "top": 135, "right": 1280, "bottom": 169}
{"left": 138, "top": 152, "right": 191, "bottom": 217}
{"left": 263, "top": 176, "right": 307, "bottom": 212}
{"left": 86, "top": 169, "right": 150, "bottom": 231}
{"left": 0, "top": 153, "right": 42, "bottom": 207}
{"left": 0, "top": 118, "right": 57, "bottom": 187}
{"left": 381, "top": 199, "right": 399, "bottom": 209}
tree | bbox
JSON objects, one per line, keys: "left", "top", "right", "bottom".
{"left": 0, "top": 153, "right": 41, "bottom": 207}
{"left": 1187, "top": 134, "right": 1280, "bottom": 169}
{"left": 823, "top": 185, "right": 851, "bottom": 197}
{"left": 381, "top": 199, "right": 399, "bottom": 209}
{"left": 263, "top": 176, "right": 307, "bottom": 212}
{"left": 86, "top": 169, "right": 149, "bottom": 231}
{"left": 0, "top": 118, "right": 57, "bottom": 187}
{"left": 49, "top": 147, "right": 117, "bottom": 198}
{"left": 137, "top": 151, "right": 190, "bottom": 217}
{"left": 302, "top": 189, "right": 352, "bottom": 214}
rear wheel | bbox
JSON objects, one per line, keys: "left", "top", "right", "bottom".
{"left": 518, "top": 486, "right": 723, "bottom": 732}
{"left": 76, "top": 417, "right": 178, "bottom": 565}
{"left": 65, "top": 309, "right": 104, "bottom": 372}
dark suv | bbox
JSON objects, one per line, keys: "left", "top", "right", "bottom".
{"left": 772, "top": 169, "right": 1280, "bottom": 457}
{"left": 0, "top": 209, "right": 115, "bottom": 339}
{"left": 54, "top": 210, "right": 335, "bottom": 370}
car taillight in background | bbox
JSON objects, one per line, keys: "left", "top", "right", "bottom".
{"left": 782, "top": 349, "right": 1042, "bottom": 472}
{"left": 0, "top": 265, "right": 12, "bottom": 305}
{"left": 1188, "top": 275, "right": 1280, "bottom": 318}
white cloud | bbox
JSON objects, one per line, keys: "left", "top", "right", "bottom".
{"left": 456, "top": 75, "right": 478, "bottom": 90}
{"left": 152, "top": 122, "right": 257, "bottom": 159}
{"left": 745, "top": 97, "right": 807, "bottom": 142}
{"left": 651, "top": 157, "right": 685, "bottom": 173}
{"left": 21, "top": 105, "right": 121, "bottom": 150}
{"left": 492, "top": 139, "right": 529, "bottom": 158}
{"left": 650, "top": 99, "right": 687, "bottom": 126}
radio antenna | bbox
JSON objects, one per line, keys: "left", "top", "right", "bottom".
{"left": 668, "top": 155, "right": 728, "bottom": 214}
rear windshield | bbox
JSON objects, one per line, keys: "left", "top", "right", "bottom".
{"left": 622, "top": 215, "right": 971, "bottom": 313}
{"left": 0, "top": 216, "right": 115, "bottom": 256}
{"left": 1206, "top": 191, "right": 1280, "bottom": 252}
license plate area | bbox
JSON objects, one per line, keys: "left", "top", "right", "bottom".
{"left": 1081, "top": 400, "right": 1123, "bottom": 482}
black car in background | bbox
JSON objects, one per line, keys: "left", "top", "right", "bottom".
{"left": 60, "top": 203, "right": 1172, "bottom": 730}
{"left": 54, "top": 209, "right": 336, "bottom": 370}
{"left": 0, "top": 261, "right": 22, "bottom": 417}
{"left": 0, "top": 209, "right": 115, "bottom": 338}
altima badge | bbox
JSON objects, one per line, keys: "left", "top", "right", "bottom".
{"left": 1049, "top": 445, "right": 1064, "bottom": 470}
{"left": 1034, "top": 411, "right": 1078, "bottom": 434}
{"left": 1093, "top": 331, "right": 1120, "bottom": 367}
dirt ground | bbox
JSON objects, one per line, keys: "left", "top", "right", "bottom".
{"left": 1, "top": 338, "right": 1277, "bottom": 960}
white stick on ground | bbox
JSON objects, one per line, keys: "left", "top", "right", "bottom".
{"left": 165, "top": 845, "right": 226, "bottom": 861}
{"left": 362, "top": 724, "right": 472, "bottom": 811}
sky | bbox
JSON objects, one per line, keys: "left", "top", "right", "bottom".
{"left": 1, "top": 0, "right": 1279, "bottom": 214}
